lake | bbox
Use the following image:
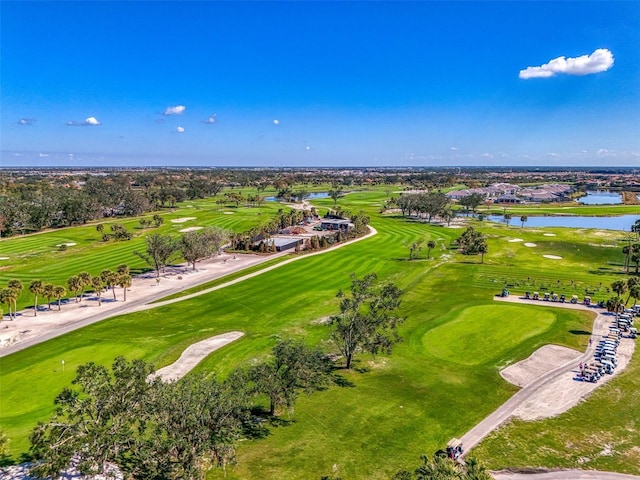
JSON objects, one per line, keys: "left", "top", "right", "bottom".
{"left": 266, "top": 192, "right": 330, "bottom": 202}
{"left": 486, "top": 214, "right": 640, "bottom": 231}
{"left": 577, "top": 191, "right": 622, "bottom": 205}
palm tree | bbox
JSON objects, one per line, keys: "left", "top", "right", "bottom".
{"left": 503, "top": 212, "right": 512, "bottom": 227}
{"left": 43, "top": 283, "right": 55, "bottom": 310}
{"left": 0, "top": 288, "right": 16, "bottom": 320}
{"left": 520, "top": 215, "right": 528, "bottom": 228}
{"left": 625, "top": 277, "right": 640, "bottom": 305}
{"left": 7, "top": 279, "right": 23, "bottom": 317}
{"left": 477, "top": 239, "right": 488, "bottom": 264}
{"left": 606, "top": 296, "right": 624, "bottom": 314}
{"left": 427, "top": 240, "right": 437, "bottom": 259}
{"left": 629, "top": 285, "right": 640, "bottom": 308}
{"left": 101, "top": 270, "right": 117, "bottom": 300}
{"left": 53, "top": 286, "right": 66, "bottom": 311}
{"left": 91, "top": 276, "right": 104, "bottom": 306}
{"left": 29, "top": 280, "right": 45, "bottom": 316}
{"left": 611, "top": 279, "right": 628, "bottom": 298}
{"left": 78, "top": 272, "right": 92, "bottom": 302}
{"left": 67, "top": 275, "right": 81, "bottom": 303}
{"left": 118, "top": 274, "right": 132, "bottom": 301}
{"left": 116, "top": 264, "right": 130, "bottom": 275}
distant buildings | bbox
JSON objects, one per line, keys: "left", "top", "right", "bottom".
{"left": 445, "top": 183, "right": 573, "bottom": 204}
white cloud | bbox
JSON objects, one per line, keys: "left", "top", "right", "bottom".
{"left": 305, "top": 145, "right": 311, "bottom": 151}
{"left": 18, "top": 118, "right": 36, "bottom": 125}
{"left": 164, "top": 105, "right": 186, "bottom": 115}
{"left": 203, "top": 114, "right": 217, "bottom": 124}
{"left": 273, "top": 119, "right": 280, "bottom": 126}
{"left": 519, "top": 48, "right": 614, "bottom": 79}
{"left": 176, "top": 126, "right": 185, "bottom": 133}
{"left": 450, "top": 146, "right": 458, "bottom": 151}
{"left": 38, "top": 153, "right": 49, "bottom": 157}
{"left": 66, "top": 117, "right": 101, "bottom": 126}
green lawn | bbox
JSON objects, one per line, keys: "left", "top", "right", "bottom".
{"left": 0, "top": 191, "right": 636, "bottom": 479}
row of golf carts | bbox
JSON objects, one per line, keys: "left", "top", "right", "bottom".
{"left": 524, "top": 291, "right": 594, "bottom": 304}
{"left": 580, "top": 311, "right": 637, "bottom": 383}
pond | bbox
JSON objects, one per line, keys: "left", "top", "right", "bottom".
{"left": 577, "top": 191, "right": 622, "bottom": 205}
{"left": 266, "top": 192, "right": 330, "bottom": 202}
{"left": 485, "top": 214, "right": 640, "bottom": 231}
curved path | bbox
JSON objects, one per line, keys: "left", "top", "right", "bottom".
{"left": 0, "top": 226, "right": 377, "bottom": 357}
{"left": 457, "top": 296, "right": 638, "bottom": 480}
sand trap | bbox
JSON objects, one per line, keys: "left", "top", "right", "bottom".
{"left": 179, "top": 226, "right": 203, "bottom": 233}
{"left": 501, "top": 345, "right": 581, "bottom": 387}
{"left": 152, "top": 332, "right": 244, "bottom": 382}
{"left": 223, "top": 212, "right": 234, "bottom": 215}
{"left": 543, "top": 233, "right": 556, "bottom": 237}
{"left": 170, "top": 217, "right": 196, "bottom": 223}
{"left": 508, "top": 238, "right": 524, "bottom": 243}
{"left": 0, "top": 257, "right": 9, "bottom": 260}
{"left": 56, "top": 242, "right": 76, "bottom": 247}
{"left": 543, "top": 254, "right": 563, "bottom": 260}
{"left": 524, "top": 242, "right": 537, "bottom": 247}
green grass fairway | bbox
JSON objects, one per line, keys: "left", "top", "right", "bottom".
{"left": 424, "top": 305, "right": 556, "bottom": 366}
{"left": 0, "top": 190, "right": 636, "bottom": 478}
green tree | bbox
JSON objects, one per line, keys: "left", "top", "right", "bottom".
{"left": 78, "top": 272, "right": 93, "bottom": 302}
{"left": 249, "top": 339, "right": 331, "bottom": 416}
{"left": 329, "top": 273, "right": 404, "bottom": 370}
{"left": 43, "top": 283, "right": 55, "bottom": 310}
{"left": 67, "top": 275, "right": 82, "bottom": 303}
{"left": 606, "top": 296, "right": 624, "bottom": 313}
{"left": 404, "top": 239, "right": 424, "bottom": 260}
{"left": 503, "top": 212, "right": 512, "bottom": 227}
{"left": 458, "top": 192, "right": 485, "bottom": 214}
{"left": 0, "top": 288, "right": 17, "bottom": 320}
{"left": 134, "top": 233, "right": 179, "bottom": 278}
{"left": 520, "top": 215, "right": 528, "bottom": 228}
{"left": 53, "top": 285, "right": 66, "bottom": 311}
{"left": 329, "top": 188, "right": 343, "bottom": 207}
{"left": 118, "top": 274, "right": 132, "bottom": 301}
{"left": 427, "top": 239, "right": 437, "bottom": 259}
{"left": 100, "top": 269, "right": 118, "bottom": 300}
{"left": 91, "top": 276, "right": 104, "bottom": 306}
{"left": 7, "top": 279, "right": 23, "bottom": 316}
{"left": 611, "top": 279, "right": 628, "bottom": 298}
{"left": 29, "top": 357, "right": 159, "bottom": 480}
{"left": 29, "top": 280, "right": 45, "bottom": 316}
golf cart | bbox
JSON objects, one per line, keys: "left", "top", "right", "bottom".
{"left": 446, "top": 438, "right": 464, "bottom": 460}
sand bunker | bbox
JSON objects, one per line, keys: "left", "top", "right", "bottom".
{"left": 179, "top": 226, "right": 203, "bottom": 233}
{"left": 223, "top": 212, "right": 234, "bottom": 215}
{"left": 508, "top": 238, "right": 524, "bottom": 243}
{"left": 0, "top": 257, "right": 9, "bottom": 260}
{"left": 501, "top": 345, "right": 581, "bottom": 387}
{"left": 543, "top": 254, "right": 563, "bottom": 260}
{"left": 543, "top": 233, "right": 556, "bottom": 237}
{"left": 170, "top": 217, "right": 196, "bottom": 223}
{"left": 56, "top": 242, "right": 77, "bottom": 247}
{"left": 524, "top": 242, "right": 537, "bottom": 247}
{"left": 152, "top": 332, "right": 244, "bottom": 382}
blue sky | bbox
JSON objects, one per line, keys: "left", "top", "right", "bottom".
{"left": 2, "top": 1, "right": 639, "bottom": 167}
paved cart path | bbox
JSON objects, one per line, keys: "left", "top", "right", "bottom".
{"left": 458, "top": 296, "right": 637, "bottom": 480}
{"left": 0, "top": 226, "right": 377, "bottom": 357}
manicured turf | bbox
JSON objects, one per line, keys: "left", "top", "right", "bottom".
{"left": 0, "top": 190, "right": 636, "bottom": 479}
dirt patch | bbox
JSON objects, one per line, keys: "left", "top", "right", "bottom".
{"left": 501, "top": 345, "right": 582, "bottom": 387}
{"left": 170, "top": 217, "right": 196, "bottom": 223}
{"left": 179, "top": 226, "right": 203, "bottom": 232}
{"left": 543, "top": 255, "right": 563, "bottom": 260}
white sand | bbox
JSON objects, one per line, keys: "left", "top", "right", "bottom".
{"left": 543, "top": 254, "right": 563, "bottom": 259}
{"left": 223, "top": 212, "right": 234, "bottom": 214}
{"left": 543, "top": 233, "right": 556, "bottom": 236}
{"left": 501, "top": 345, "right": 582, "bottom": 387}
{"left": 170, "top": 217, "right": 196, "bottom": 223}
{"left": 179, "top": 226, "right": 203, "bottom": 232}
{"left": 508, "top": 238, "right": 524, "bottom": 243}
{"left": 55, "top": 242, "right": 77, "bottom": 247}
{"left": 524, "top": 242, "right": 537, "bottom": 247}
{"left": 0, "top": 257, "right": 9, "bottom": 260}
{"left": 152, "top": 332, "right": 244, "bottom": 382}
